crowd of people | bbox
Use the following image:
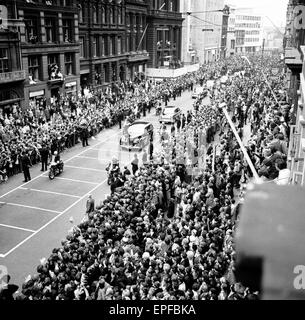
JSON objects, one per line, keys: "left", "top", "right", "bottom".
{"left": 0, "top": 71, "right": 200, "bottom": 182}
{"left": 0, "top": 53, "right": 291, "bottom": 300}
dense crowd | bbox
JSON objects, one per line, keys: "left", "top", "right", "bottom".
{"left": 0, "top": 72, "right": 199, "bottom": 182}
{"left": 0, "top": 53, "right": 291, "bottom": 300}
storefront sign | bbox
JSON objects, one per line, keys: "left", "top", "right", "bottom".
{"left": 65, "top": 81, "right": 77, "bottom": 88}
{"left": 29, "top": 90, "right": 45, "bottom": 98}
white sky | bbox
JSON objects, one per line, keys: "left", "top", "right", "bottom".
{"left": 226, "top": 0, "right": 288, "bottom": 28}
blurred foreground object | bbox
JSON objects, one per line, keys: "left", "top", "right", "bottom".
{"left": 235, "top": 183, "right": 305, "bottom": 299}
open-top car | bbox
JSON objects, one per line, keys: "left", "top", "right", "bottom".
{"left": 159, "top": 106, "right": 181, "bottom": 124}
{"left": 120, "top": 121, "right": 154, "bottom": 151}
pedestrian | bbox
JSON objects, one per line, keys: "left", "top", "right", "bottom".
{"left": 149, "top": 142, "right": 154, "bottom": 160}
{"left": 81, "top": 126, "right": 89, "bottom": 147}
{"left": 142, "top": 149, "right": 148, "bottom": 165}
{"left": 86, "top": 194, "right": 95, "bottom": 214}
{"left": 176, "top": 116, "right": 181, "bottom": 132}
{"left": 123, "top": 165, "right": 131, "bottom": 179}
{"left": 40, "top": 144, "right": 49, "bottom": 172}
{"left": 131, "top": 153, "right": 139, "bottom": 175}
{"left": 171, "top": 123, "right": 175, "bottom": 137}
{"left": 21, "top": 151, "right": 31, "bottom": 182}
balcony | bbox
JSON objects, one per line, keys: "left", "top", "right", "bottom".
{"left": 0, "top": 70, "right": 26, "bottom": 84}
{"left": 128, "top": 51, "right": 149, "bottom": 62}
{"left": 148, "top": 10, "right": 183, "bottom": 20}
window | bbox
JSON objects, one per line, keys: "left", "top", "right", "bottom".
{"left": 118, "top": 36, "right": 121, "bottom": 54}
{"left": 60, "top": 0, "right": 71, "bottom": 6}
{"left": 101, "top": 37, "right": 105, "bottom": 56}
{"left": 109, "top": 37, "right": 112, "bottom": 55}
{"left": 101, "top": 7, "right": 106, "bottom": 24}
{"left": 78, "top": 4, "right": 84, "bottom": 23}
{"left": 28, "top": 56, "right": 41, "bottom": 81}
{"left": 118, "top": 8, "right": 121, "bottom": 25}
{"left": 112, "top": 36, "right": 116, "bottom": 55}
{"left": 126, "top": 34, "right": 130, "bottom": 52}
{"left": 0, "top": 48, "right": 9, "bottom": 73}
{"left": 93, "top": 5, "right": 97, "bottom": 24}
{"left": 112, "top": 7, "right": 116, "bottom": 24}
{"left": 63, "top": 18, "right": 73, "bottom": 42}
{"left": 48, "top": 54, "right": 61, "bottom": 80}
{"left": 109, "top": 8, "right": 113, "bottom": 24}
{"left": 45, "top": 17, "right": 57, "bottom": 43}
{"left": 80, "top": 37, "right": 85, "bottom": 58}
{"left": 231, "top": 40, "right": 235, "bottom": 49}
{"left": 25, "top": 16, "right": 39, "bottom": 43}
{"left": 93, "top": 35, "right": 99, "bottom": 57}
{"left": 64, "top": 53, "right": 73, "bottom": 75}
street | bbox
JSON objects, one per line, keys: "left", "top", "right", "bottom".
{"left": 0, "top": 86, "right": 200, "bottom": 288}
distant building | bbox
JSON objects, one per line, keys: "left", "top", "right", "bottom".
{"left": 225, "top": 6, "right": 236, "bottom": 57}
{"left": 234, "top": 13, "right": 263, "bottom": 54}
{"left": 191, "top": 0, "right": 224, "bottom": 64}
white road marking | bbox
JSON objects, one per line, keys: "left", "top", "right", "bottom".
{"left": 76, "top": 155, "right": 99, "bottom": 160}
{"left": 65, "top": 165, "right": 106, "bottom": 173}
{"left": 0, "top": 254, "right": 4, "bottom": 258}
{"left": 1, "top": 176, "right": 109, "bottom": 257}
{"left": 5, "top": 202, "right": 61, "bottom": 214}
{"left": 0, "top": 132, "right": 119, "bottom": 200}
{"left": 0, "top": 223, "right": 35, "bottom": 233}
{"left": 41, "top": 176, "right": 99, "bottom": 185}
{"left": 18, "top": 187, "right": 81, "bottom": 199}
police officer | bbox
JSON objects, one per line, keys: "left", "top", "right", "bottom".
{"left": 40, "top": 143, "right": 49, "bottom": 172}
{"left": 21, "top": 151, "right": 31, "bottom": 182}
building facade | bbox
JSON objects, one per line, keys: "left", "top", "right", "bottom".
{"left": 125, "top": 0, "right": 149, "bottom": 80}
{"left": 225, "top": 6, "right": 236, "bottom": 57}
{"left": 284, "top": 0, "right": 305, "bottom": 185}
{"left": 0, "top": 1, "right": 25, "bottom": 112}
{"left": 234, "top": 13, "right": 263, "bottom": 54}
{"left": 78, "top": 0, "right": 129, "bottom": 89}
{"left": 17, "top": 0, "right": 80, "bottom": 105}
{"left": 191, "top": 0, "right": 224, "bottom": 64}
{"left": 146, "top": 0, "right": 183, "bottom": 69}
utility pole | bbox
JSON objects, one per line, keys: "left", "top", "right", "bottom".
{"left": 261, "top": 38, "right": 265, "bottom": 65}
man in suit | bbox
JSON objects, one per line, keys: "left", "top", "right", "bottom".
{"left": 40, "top": 143, "right": 49, "bottom": 172}
{"left": 21, "top": 151, "right": 31, "bottom": 182}
{"left": 86, "top": 195, "right": 95, "bottom": 214}
{"left": 81, "top": 126, "right": 89, "bottom": 147}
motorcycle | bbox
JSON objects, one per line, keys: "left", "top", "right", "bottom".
{"left": 49, "top": 161, "right": 64, "bottom": 180}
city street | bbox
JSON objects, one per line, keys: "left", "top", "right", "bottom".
{"left": 0, "top": 87, "right": 200, "bottom": 288}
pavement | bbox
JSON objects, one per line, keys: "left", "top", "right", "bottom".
{"left": 0, "top": 87, "right": 199, "bottom": 289}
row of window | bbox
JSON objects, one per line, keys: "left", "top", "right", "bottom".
{"left": 32, "top": 0, "right": 74, "bottom": 6}
{"left": 28, "top": 53, "right": 74, "bottom": 82}
{"left": 245, "top": 38, "right": 260, "bottom": 42}
{"left": 25, "top": 15, "right": 74, "bottom": 44}
{"left": 245, "top": 30, "right": 260, "bottom": 35}
{"left": 79, "top": 4, "right": 124, "bottom": 25}
{"left": 152, "top": 0, "right": 179, "bottom": 12}
{"left": 79, "top": 36, "right": 124, "bottom": 58}
{"left": 236, "top": 15, "right": 261, "bottom": 21}
{"left": 235, "top": 23, "right": 261, "bottom": 29}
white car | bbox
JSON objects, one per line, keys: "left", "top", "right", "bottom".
{"left": 120, "top": 121, "right": 154, "bottom": 151}
{"left": 159, "top": 106, "right": 181, "bottom": 124}
{"left": 192, "top": 87, "right": 205, "bottom": 99}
